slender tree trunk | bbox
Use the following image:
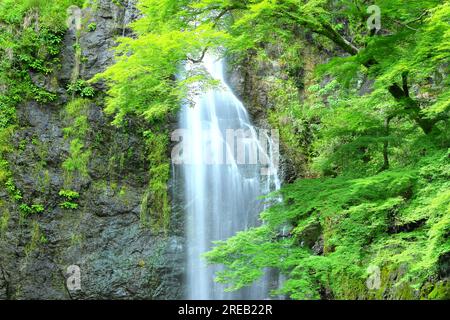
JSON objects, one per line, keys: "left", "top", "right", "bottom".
{"left": 379, "top": 117, "right": 392, "bottom": 172}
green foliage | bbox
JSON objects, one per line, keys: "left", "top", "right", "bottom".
{"left": 59, "top": 189, "right": 80, "bottom": 200}
{"left": 62, "top": 138, "right": 91, "bottom": 177}
{"left": 0, "top": 0, "right": 84, "bottom": 29}
{"left": 39, "top": 234, "right": 48, "bottom": 244}
{"left": 19, "top": 204, "right": 33, "bottom": 215}
{"left": 140, "top": 129, "right": 171, "bottom": 231}
{"left": 25, "top": 220, "right": 46, "bottom": 256}
{"left": 93, "top": 0, "right": 448, "bottom": 298}
{"left": 427, "top": 281, "right": 450, "bottom": 300}
{"left": 62, "top": 99, "right": 91, "bottom": 183}
{"left": 31, "top": 204, "right": 44, "bottom": 213}
{"left": 0, "top": 0, "right": 83, "bottom": 128}
{"left": 19, "top": 203, "right": 44, "bottom": 218}
{"left": 0, "top": 1, "right": 84, "bottom": 220}
{"left": 206, "top": 149, "right": 450, "bottom": 299}
{"left": 67, "top": 80, "right": 95, "bottom": 98}
{"left": 87, "top": 22, "right": 96, "bottom": 32}
{"left": 111, "top": 0, "right": 124, "bottom": 6}
{"left": 94, "top": 0, "right": 227, "bottom": 125}
{"left": 58, "top": 189, "right": 80, "bottom": 210}
{"left": 62, "top": 98, "right": 90, "bottom": 137}
{"left": 0, "top": 127, "right": 14, "bottom": 185}
{"left": 4, "top": 167, "right": 44, "bottom": 220}
{"left": 267, "top": 76, "right": 320, "bottom": 178}
{"left": 5, "top": 178, "right": 23, "bottom": 202}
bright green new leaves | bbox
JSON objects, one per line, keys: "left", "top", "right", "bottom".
{"left": 96, "top": 0, "right": 229, "bottom": 125}
{"left": 96, "top": 26, "right": 228, "bottom": 124}
{"left": 0, "top": 0, "right": 84, "bottom": 30}
{"left": 206, "top": 150, "right": 450, "bottom": 299}
{"left": 96, "top": 0, "right": 449, "bottom": 297}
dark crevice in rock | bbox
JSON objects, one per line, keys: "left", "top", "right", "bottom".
{"left": 388, "top": 219, "right": 427, "bottom": 235}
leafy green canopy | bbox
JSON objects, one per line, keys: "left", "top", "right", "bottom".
{"left": 0, "top": 0, "right": 82, "bottom": 28}
{"left": 206, "top": 149, "right": 450, "bottom": 299}
{"left": 99, "top": 0, "right": 448, "bottom": 140}
{"left": 94, "top": 0, "right": 228, "bottom": 125}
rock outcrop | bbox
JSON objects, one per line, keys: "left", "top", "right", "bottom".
{"left": 0, "top": 0, "right": 183, "bottom": 300}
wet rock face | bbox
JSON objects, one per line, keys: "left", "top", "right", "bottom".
{"left": 225, "top": 51, "right": 298, "bottom": 184}
{"left": 225, "top": 54, "right": 276, "bottom": 125}
{"left": 59, "top": 0, "right": 141, "bottom": 88}
{"left": 0, "top": 0, "right": 183, "bottom": 300}
{"left": 80, "top": 0, "right": 140, "bottom": 81}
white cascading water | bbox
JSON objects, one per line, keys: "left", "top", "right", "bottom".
{"left": 175, "top": 54, "right": 281, "bottom": 300}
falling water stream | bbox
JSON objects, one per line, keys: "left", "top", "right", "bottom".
{"left": 175, "top": 54, "right": 281, "bottom": 300}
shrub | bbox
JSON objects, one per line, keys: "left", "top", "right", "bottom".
{"left": 87, "top": 23, "right": 96, "bottom": 32}
{"left": 59, "top": 189, "right": 80, "bottom": 210}
{"left": 59, "top": 201, "right": 78, "bottom": 210}
{"left": 67, "top": 80, "right": 95, "bottom": 98}
{"left": 58, "top": 189, "right": 79, "bottom": 200}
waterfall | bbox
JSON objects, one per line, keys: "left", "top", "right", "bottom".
{"left": 174, "top": 54, "right": 281, "bottom": 300}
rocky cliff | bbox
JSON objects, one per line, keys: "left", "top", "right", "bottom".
{"left": 0, "top": 0, "right": 183, "bottom": 300}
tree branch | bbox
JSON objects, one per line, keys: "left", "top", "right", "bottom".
{"left": 388, "top": 83, "right": 406, "bottom": 100}
{"left": 402, "top": 72, "right": 410, "bottom": 97}
{"left": 187, "top": 47, "right": 208, "bottom": 64}
{"left": 378, "top": 116, "right": 393, "bottom": 173}
{"left": 319, "top": 20, "right": 360, "bottom": 56}
{"left": 186, "top": 6, "right": 242, "bottom": 63}
{"left": 389, "top": 10, "right": 429, "bottom": 31}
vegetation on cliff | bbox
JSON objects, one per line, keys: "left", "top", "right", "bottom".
{"left": 1, "top": 0, "right": 184, "bottom": 299}
{"left": 0, "top": 0, "right": 85, "bottom": 225}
